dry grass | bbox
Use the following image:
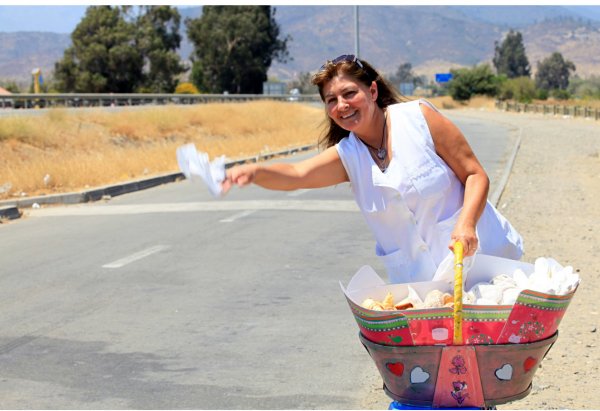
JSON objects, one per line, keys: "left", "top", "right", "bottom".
{"left": 531, "top": 98, "right": 600, "bottom": 108}
{"left": 0, "top": 95, "right": 537, "bottom": 201}
{"left": 0, "top": 101, "right": 324, "bottom": 200}
{"left": 425, "top": 95, "right": 497, "bottom": 110}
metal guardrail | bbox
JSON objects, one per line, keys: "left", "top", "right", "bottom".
{"left": 496, "top": 100, "right": 600, "bottom": 120}
{"left": 0, "top": 93, "right": 322, "bottom": 109}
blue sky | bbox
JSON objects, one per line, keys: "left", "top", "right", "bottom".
{"left": 0, "top": 6, "right": 87, "bottom": 32}
{"left": 2, "top": 4, "right": 600, "bottom": 34}
{"left": 0, "top": 5, "right": 202, "bottom": 33}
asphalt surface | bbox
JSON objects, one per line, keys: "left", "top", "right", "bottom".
{"left": 0, "top": 112, "right": 518, "bottom": 409}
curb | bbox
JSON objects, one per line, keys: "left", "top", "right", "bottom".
{"left": 0, "top": 143, "right": 318, "bottom": 219}
{"left": 0, "top": 205, "right": 22, "bottom": 221}
{"left": 490, "top": 126, "right": 523, "bottom": 207}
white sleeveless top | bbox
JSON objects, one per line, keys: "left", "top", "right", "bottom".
{"left": 336, "top": 99, "right": 523, "bottom": 283}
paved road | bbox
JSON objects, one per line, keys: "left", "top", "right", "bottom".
{"left": 0, "top": 112, "right": 517, "bottom": 409}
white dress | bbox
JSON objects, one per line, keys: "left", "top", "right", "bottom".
{"left": 335, "top": 99, "right": 523, "bottom": 283}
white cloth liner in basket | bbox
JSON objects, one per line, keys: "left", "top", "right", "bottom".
{"left": 342, "top": 253, "right": 580, "bottom": 307}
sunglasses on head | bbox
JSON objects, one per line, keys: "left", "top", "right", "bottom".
{"left": 319, "top": 54, "right": 364, "bottom": 71}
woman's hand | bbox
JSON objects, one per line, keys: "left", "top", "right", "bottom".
{"left": 221, "top": 163, "right": 258, "bottom": 194}
{"left": 449, "top": 222, "right": 479, "bottom": 257}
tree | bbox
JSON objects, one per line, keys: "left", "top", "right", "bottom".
{"left": 54, "top": 6, "right": 185, "bottom": 93}
{"left": 54, "top": 6, "right": 143, "bottom": 93}
{"left": 0, "top": 80, "right": 21, "bottom": 93}
{"left": 288, "top": 71, "right": 318, "bottom": 94}
{"left": 569, "top": 74, "right": 600, "bottom": 99}
{"left": 135, "top": 6, "right": 186, "bottom": 93}
{"left": 535, "top": 52, "right": 576, "bottom": 91}
{"left": 493, "top": 30, "right": 531, "bottom": 79}
{"left": 448, "top": 64, "right": 498, "bottom": 101}
{"left": 388, "top": 62, "right": 424, "bottom": 86}
{"left": 186, "top": 6, "right": 290, "bottom": 94}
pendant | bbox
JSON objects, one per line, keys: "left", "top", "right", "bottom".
{"left": 377, "top": 147, "right": 387, "bottom": 160}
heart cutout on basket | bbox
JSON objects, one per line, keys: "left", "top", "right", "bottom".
{"left": 386, "top": 362, "right": 404, "bottom": 377}
{"left": 524, "top": 356, "right": 537, "bottom": 373}
{"left": 410, "top": 366, "right": 430, "bottom": 384}
{"left": 495, "top": 364, "right": 513, "bottom": 381}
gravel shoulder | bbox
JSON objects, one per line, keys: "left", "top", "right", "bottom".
{"left": 359, "top": 108, "right": 600, "bottom": 410}
{"left": 490, "top": 109, "right": 600, "bottom": 410}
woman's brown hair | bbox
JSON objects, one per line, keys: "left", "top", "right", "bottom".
{"left": 311, "top": 56, "right": 406, "bottom": 149}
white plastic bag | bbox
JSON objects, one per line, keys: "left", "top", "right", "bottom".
{"left": 176, "top": 143, "right": 226, "bottom": 198}
{"left": 431, "top": 252, "right": 475, "bottom": 286}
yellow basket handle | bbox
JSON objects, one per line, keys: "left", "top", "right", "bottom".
{"left": 453, "top": 241, "right": 464, "bottom": 345}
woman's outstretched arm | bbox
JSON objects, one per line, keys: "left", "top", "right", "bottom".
{"left": 221, "top": 145, "right": 349, "bottom": 193}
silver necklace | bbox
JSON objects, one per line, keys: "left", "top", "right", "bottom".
{"left": 359, "top": 111, "right": 388, "bottom": 163}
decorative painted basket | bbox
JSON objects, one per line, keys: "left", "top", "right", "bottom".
{"left": 360, "top": 330, "right": 558, "bottom": 408}
{"left": 345, "top": 244, "right": 574, "bottom": 407}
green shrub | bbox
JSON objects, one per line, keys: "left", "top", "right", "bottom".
{"left": 497, "top": 76, "right": 537, "bottom": 103}
{"left": 536, "top": 88, "right": 549, "bottom": 100}
{"left": 448, "top": 64, "right": 498, "bottom": 101}
{"left": 551, "top": 89, "right": 571, "bottom": 100}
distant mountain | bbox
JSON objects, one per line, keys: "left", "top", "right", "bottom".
{"left": 564, "top": 6, "right": 600, "bottom": 23}
{"left": 1, "top": 5, "right": 600, "bottom": 88}
{"left": 270, "top": 6, "right": 503, "bottom": 80}
{"left": 269, "top": 6, "right": 600, "bottom": 80}
{"left": 0, "top": 32, "right": 71, "bottom": 83}
{"left": 521, "top": 17, "right": 600, "bottom": 78}
{"left": 451, "top": 5, "right": 583, "bottom": 28}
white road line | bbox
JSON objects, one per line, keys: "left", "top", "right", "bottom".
{"left": 287, "top": 189, "right": 310, "bottom": 197}
{"left": 219, "top": 209, "right": 257, "bottom": 223}
{"left": 28, "top": 200, "right": 359, "bottom": 217}
{"left": 102, "top": 245, "right": 170, "bottom": 269}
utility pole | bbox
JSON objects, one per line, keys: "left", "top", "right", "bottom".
{"left": 354, "top": 5, "right": 360, "bottom": 58}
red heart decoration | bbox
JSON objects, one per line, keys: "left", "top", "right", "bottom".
{"left": 386, "top": 362, "right": 404, "bottom": 377}
{"left": 524, "top": 356, "right": 537, "bottom": 372}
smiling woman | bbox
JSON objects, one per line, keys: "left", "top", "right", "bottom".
{"left": 222, "top": 54, "right": 523, "bottom": 284}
